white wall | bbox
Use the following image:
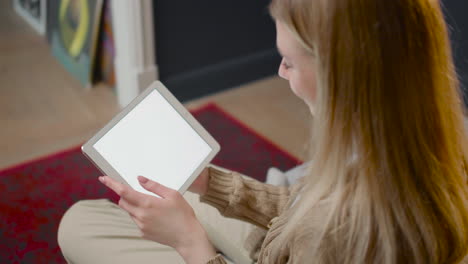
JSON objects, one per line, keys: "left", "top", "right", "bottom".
{"left": 111, "top": 0, "right": 158, "bottom": 107}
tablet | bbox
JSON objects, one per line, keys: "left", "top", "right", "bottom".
{"left": 82, "top": 81, "right": 220, "bottom": 197}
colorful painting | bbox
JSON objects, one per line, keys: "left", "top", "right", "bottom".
{"left": 49, "top": 0, "right": 103, "bottom": 87}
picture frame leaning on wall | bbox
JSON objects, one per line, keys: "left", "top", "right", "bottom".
{"left": 13, "top": 0, "right": 47, "bottom": 35}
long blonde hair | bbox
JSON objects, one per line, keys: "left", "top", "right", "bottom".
{"left": 268, "top": 0, "right": 468, "bottom": 263}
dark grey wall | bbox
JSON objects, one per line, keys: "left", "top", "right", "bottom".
{"left": 443, "top": 1, "right": 468, "bottom": 103}
{"left": 153, "top": 1, "right": 468, "bottom": 103}
{"left": 153, "top": 1, "right": 279, "bottom": 102}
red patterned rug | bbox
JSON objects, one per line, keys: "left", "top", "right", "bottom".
{"left": 0, "top": 103, "right": 301, "bottom": 263}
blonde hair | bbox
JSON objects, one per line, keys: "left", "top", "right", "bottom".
{"left": 268, "top": 0, "right": 468, "bottom": 263}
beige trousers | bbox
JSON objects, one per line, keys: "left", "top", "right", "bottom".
{"left": 58, "top": 192, "right": 254, "bottom": 264}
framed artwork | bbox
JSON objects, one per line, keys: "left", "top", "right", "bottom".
{"left": 13, "top": 0, "right": 47, "bottom": 35}
{"left": 48, "top": 0, "right": 103, "bottom": 87}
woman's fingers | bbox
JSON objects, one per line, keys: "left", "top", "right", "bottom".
{"left": 99, "top": 176, "right": 149, "bottom": 206}
{"left": 99, "top": 176, "right": 125, "bottom": 195}
{"left": 100, "top": 176, "right": 205, "bottom": 250}
{"left": 118, "top": 197, "right": 135, "bottom": 215}
{"left": 120, "top": 200, "right": 144, "bottom": 230}
{"left": 138, "top": 176, "right": 176, "bottom": 199}
{"left": 118, "top": 197, "right": 146, "bottom": 222}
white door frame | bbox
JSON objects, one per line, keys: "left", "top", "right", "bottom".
{"left": 111, "top": 0, "right": 158, "bottom": 107}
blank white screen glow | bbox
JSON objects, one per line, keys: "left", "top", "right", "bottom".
{"left": 93, "top": 89, "right": 212, "bottom": 196}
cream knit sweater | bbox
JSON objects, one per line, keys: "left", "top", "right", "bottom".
{"left": 200, "top": 166, "right": 304, "bottom": 264}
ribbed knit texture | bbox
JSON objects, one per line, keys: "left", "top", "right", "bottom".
{"left": 201, "top": 165, "right": 301, "bottom": 264}
{"left": 201, "top": 166, "right": 291, "bottom": 228}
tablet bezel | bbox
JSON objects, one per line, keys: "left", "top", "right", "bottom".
{"left": 81, "top": 81, "right": 220, "bottom": 195}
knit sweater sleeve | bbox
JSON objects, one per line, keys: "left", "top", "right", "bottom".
{"left": 206, "top": 254, "right": 228, "bottom": 264}
{"left": 200, "top": 165, "right": 291, "bottom": 228}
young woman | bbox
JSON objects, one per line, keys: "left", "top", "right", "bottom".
{"left": 58, "top": 0, "right": 468, "bottom": 263}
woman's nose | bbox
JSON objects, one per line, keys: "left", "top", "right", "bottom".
{"left": 278, "top": 60, "right": 288, "bottom": 80}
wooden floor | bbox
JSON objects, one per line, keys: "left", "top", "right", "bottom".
{"left": 0, "top": 1, "right": 311, "bottom": 170}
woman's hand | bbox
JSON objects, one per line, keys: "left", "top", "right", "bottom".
{"left": 188, "top": 167, "right": 210, "bottom": 195}
{"left": 99, "top": 175, "right": 217, "bottom": 264}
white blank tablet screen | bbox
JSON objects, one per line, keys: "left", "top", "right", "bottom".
{"left": 93, "top": 89, "right": 212, "bottom": 196}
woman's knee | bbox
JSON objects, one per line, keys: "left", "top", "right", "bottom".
{"left": 57, "top": 199, "right": 112, "bottom": 254}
